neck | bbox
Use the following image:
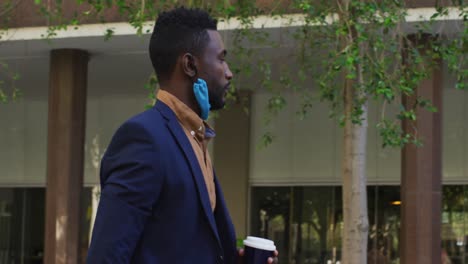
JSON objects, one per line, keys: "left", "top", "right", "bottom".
{"left": 160, "top": 81, "right": 201, "bottom": 116}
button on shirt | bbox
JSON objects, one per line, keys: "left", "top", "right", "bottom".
{"left": 157, "top": 89, "right": 216, "bottom": 211}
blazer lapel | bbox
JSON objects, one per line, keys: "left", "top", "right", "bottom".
{"left": 155, "top": 102, "right": 222, "bottom": 246}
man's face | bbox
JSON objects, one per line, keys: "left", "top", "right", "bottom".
{"left": 196, "top": 30, "right": 233, "bottom": 110}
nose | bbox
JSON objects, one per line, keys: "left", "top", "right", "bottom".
{"left": 225, "top": 64, "right": 233, "bottom": 80}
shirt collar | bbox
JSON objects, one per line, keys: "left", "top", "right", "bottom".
{"left": 157, "top": 89, "right": 215, "bottom": 141}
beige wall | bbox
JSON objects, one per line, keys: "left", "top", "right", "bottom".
{"left": 248, "top": 64, "right": 468, "bottom": 186}
{"left": 213, "top": 95, "right": 251, "bottom": 239}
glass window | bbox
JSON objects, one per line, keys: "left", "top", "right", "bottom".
{"left": 251, "top": 186, "right": 344, "bottom": 264}
{"left": 367, "top": 186, "right": 400, "bottom": 264}
{"left": 442, "top": 185, "right": 468, "bottom": 263}
{"left": 251, "top": 186, "right": 402, "bottom": 264}
{"left": 250, "top": 187, "right": 291, "bottom": 263}
{"left": 0, "top": 188, "right": 44, "bottom": 264}
{"left": 0, "top": 188, "right": 92, "bottom": 264}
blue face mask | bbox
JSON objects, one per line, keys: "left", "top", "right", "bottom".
{"left": 193, "top": 78, "right": 211, "bottom": 120}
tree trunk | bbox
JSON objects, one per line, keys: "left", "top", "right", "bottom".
{"left": 338, "top": 0, "right": 369, "bottom": 262}
{"left": 342, "top": 77, "right": 369, "bottom": 264}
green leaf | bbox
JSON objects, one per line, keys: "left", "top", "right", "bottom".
{"left": 0, "top": 89, "right": 7, "bottom": 103}
{"left": 346, "top": 73, "right": 356, "bottom": 79}
{"left": 258, "top": 132, "right": 274, "bottom": 149}
{"left": 455, "top": 82, "right": 466, "bottom": 90}
{"left": 104, "top": 28, "right": 115, "bottom": 41}
{"left": 427, "top": 106, "right": 438, "bottom": 112}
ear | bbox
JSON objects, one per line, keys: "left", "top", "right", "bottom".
{"left": 182, "top": 53, "right": 197, "bottom": 78}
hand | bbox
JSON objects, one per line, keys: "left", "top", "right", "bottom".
{"left": 237, "top": 248, "right": 279, "bottom": 264}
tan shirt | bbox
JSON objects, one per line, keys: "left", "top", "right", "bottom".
{"left": 157, "top": 90, "right": 216, "bottom": 211}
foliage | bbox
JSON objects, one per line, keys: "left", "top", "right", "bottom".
{"left": 144, "top": 72, "right": 158, "bottom": 110}
{"left": 0, "top": 1, "right": 466, "bottom": 131}
{"left": 0, "top": 61, "right": 21, "bottom": 103}
{"left": 230, "top": 0, "right": 467, "bottom": 148}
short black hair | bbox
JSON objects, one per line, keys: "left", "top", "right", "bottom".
{"left": 149, "top": 7, "right": 217, "bottom": 82}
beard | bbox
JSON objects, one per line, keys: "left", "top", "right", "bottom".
{"left": 209, "top": 84, "right": 228, "bottom": 110}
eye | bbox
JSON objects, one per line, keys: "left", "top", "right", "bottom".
{"left": 219, "top": 51, "right": 228, "bottom": 62}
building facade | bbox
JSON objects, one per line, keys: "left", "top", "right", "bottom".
{"left": 0, "top": 1, "right": 466, "bottom": 264}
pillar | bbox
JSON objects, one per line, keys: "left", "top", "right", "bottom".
{"left": 44, "top": 49, "right": 88, "bottom": 264}
{"left": 401, "top": 35, "right": 443, "bottom": 264}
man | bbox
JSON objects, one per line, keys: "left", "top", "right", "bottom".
{"left": 87, "top": 7, "right": 276, "bottom": 264}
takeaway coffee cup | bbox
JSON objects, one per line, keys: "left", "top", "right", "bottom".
{"left": 243, "top": 236, "right": 276, "bottom": 264}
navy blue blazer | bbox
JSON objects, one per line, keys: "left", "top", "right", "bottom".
{"left": 87, "top": 101, "right": 237, "bottom": 264}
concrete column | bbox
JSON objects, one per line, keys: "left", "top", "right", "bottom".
{"left": 214, "top": 92, "right": 251, "bottom": 239}
{"left": 44, "top": 49, "right": 88, "bottom": 264}
{"left": 401, "top": 35, "right": 443, "bottom": 264}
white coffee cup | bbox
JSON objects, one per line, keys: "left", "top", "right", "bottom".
{"left": 243, "top": 236, "right": 276, "bottom": 264}
{"left": 243, "top": 236, "right": 276, "bottom": 251}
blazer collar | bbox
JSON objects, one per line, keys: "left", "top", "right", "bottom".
{"left": 154, "top": 100, "right": 176, "bottom": 121}
{"left": 154, "top": 101, "right": 222, "bottom": 247}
